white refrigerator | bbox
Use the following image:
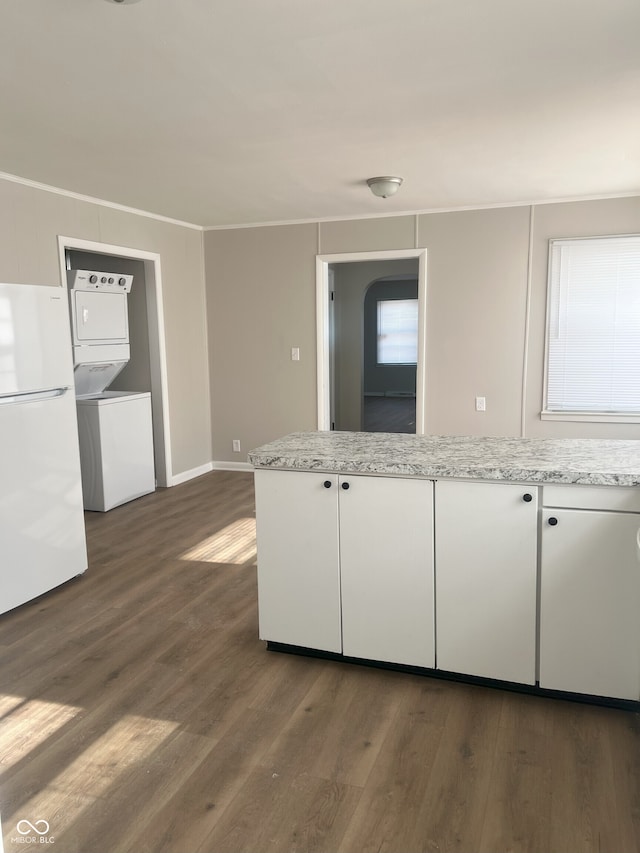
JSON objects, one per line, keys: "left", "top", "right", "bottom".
{"left": 0, "top": 283, "right": 87, "bottom": 615}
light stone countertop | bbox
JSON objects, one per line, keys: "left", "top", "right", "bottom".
{"left": 248, "top": 431, "right": 640, "bottom": 486}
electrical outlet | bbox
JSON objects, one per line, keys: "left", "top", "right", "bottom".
{"left": 232, "top": 439, "right": 241, "bottom": 452}
{"left": 475, "top": 396, "right": 486, "bottom": 412}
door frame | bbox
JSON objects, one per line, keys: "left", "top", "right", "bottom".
{"left": 316, "top": 248, "right": 427, "bottom": 433}
{"left": 57, "top": 235, "right": 172, "bottom": 487}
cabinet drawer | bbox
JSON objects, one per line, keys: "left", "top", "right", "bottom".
{"left": 542, "top": 484, "right": 640, "bottom": 512}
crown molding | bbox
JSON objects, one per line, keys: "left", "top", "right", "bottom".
{"left": 203, "top": 190, "right": 640, "bottom": 231}
{"left": 0, "top": 170, "right": 202, "bottom": 231}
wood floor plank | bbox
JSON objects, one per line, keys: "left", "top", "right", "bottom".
{"left": 199, "top": 765, "right": 362, "bottom": 853}
{"left": 122, "top": 706, "right": 290, "bottom": 853}
{"left": 258, "top": 662, "right": 407, "bottom": 788}
{"left": 478, "top": 691, "right": 555, "bottom": 853}
{"left": 60, "top": 728, "right": 219, "bottom": 853}
{"left": 402, "top": 682, "right": 504, "bottom": 853}
{"left": 610, "top": 712, "right": 640, "bottom": 852}
{"left": 336, "top": 677, "right": 454, "bottom": 852}
{"left": 547, "top": 701, "right": 637, "bottom": 853}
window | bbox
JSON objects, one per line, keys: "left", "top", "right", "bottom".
{"left": 377, "top": 298, "right": 418, "bottom": 365}
{"left": 544, "top": 235, "right": 640, "bottom": 419}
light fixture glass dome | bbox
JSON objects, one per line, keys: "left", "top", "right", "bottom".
{"left": 367, "top": 176, "right": 403, "bottom": 198}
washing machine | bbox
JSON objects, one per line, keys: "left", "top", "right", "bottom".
{"left": 67, "top": 270, "right": 156, "bottom": 511}
{"left": 75, "top": 391, "right": 155, "bottom": 512}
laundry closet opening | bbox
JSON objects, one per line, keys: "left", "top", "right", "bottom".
{"left": 59, "top": 236, "right": 172, "bottom": 503}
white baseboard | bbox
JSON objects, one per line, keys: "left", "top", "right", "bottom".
{"left": 211, "top": 460, "right": 254, "bottom": 472}
{"left": 168, "top": 460, "right": 254, "bottom": 485}
{"left": 169, "top": 461, "right": 214, "bottom": 486}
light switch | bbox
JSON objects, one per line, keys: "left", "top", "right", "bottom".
{"left": 291, "top": 347, "right": 300, "bottom": 361}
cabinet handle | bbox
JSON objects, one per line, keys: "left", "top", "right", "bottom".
{"left": 323, "top": 480, "right": 332, "bottom": 489}
{"left": 548, "top": 516, "right": 558, "bottom": 526}
{"left": 341, "top": 482, "right": 350, "bottom": 490}
{"left": 523, "top": 493, "right": 533, "bottom": 502}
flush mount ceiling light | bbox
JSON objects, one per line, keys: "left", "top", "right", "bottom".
{"left": 366, "top": 176, "right": 403, "bottom": 198}
{"left": 104, "top": 0, "right": 143, "bottom": 5}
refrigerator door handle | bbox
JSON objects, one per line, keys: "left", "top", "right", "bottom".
{"left": 0, "top": 387, "right": 71, "bottom": 406}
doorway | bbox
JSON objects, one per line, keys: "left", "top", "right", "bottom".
{"left": 362, "top": 274, "right": 418, "bottom": 432}
{"left": 57, "top": 236, "right": 172, "bottom": 487}
{"left": 316, "top": 249, "right": 427, "bottom": 433}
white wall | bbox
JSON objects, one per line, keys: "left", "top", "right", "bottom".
{"left": 205, "top": 197, "right": 640, "bottom": 462}
{"left": 0, "top": 177, "right": 212, "bottom": 479}
{"left": 204, "top": 223, "right": 318, "bottom": 463}
{"left": 417, "top": 206, "right": 531, "bottom": 437}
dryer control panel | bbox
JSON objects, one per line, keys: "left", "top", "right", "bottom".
{"left": 67, "top": 269, "right": 134, "bottom": 293}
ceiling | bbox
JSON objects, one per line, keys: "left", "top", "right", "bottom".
{"left": 1, "top": 0, "right": 639, "bottom": 228}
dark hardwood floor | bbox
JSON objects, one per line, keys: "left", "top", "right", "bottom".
{"left": 1, "top": 470, "right": 639, "bottom": 853}
{"left": 363, "top": 396, "right": 416, "bottom": 433}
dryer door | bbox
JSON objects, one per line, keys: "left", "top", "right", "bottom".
{"left": 72, "top": 291, "right": 129, "bottom": 345}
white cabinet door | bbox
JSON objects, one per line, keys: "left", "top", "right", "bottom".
{"left": 540, "top": 509, "right": 640, "bottom": 701}
{"left": 339, "top": 476, "right": 435, "bottom": 668}
{"left": 435, "top": 481, "right": 537, "bottom": 684}
{"left": 254, "top": 469, "right": 341, "bottom": 652}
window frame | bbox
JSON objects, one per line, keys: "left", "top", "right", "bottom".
{"left": 541, "top": 232, "right": 640, "bottom": 424}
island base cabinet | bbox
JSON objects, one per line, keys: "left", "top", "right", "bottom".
{"left": 340, "top": 476, "right": 435, "bottom": 668}
{"left": 540, "top": 509, "right": 640, "bottom": 701}
{"left": 254, "top": 469, "right": 435, "bottom": 667}
{"left": 254, "top": 469, "right": 341, "bottom": 653}
{"left": 435, "top": 481, "right": 537, "bottom": 684}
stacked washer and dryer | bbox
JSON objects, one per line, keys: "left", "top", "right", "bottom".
{"left": 67, "top": 269, "right": 156, "bottom": 511}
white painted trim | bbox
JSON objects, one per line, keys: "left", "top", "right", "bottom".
{"left": 520, "top": 205, "right": 534, "bottom": 438}
{"left": 541, "top": 411, "right": 640, "bottom": 423}
{"left": 211, "top": 461, "right": 255, "bottom": 472}
{"left": 170, "top": 461, "right": 214, "bottom": 485}
{"left": 316, "top": 255, "right": 331, "bottom": 429}
{"left": 1, "top": 171, "right": 201, "bottom": 230}
{"left": 316, "top": 248, "right": 427, "bottom": 434}
{"left": 58, "top": 236, "right": 173, "bottom": 487}
{"left": 416, "top": 250, "right": 427, "bottom": 434}
{"left": 203, "top": 191, "right": 640, "bottom": 231}
{"left": 317, "top": 248, "right": 426, "bottom": 265}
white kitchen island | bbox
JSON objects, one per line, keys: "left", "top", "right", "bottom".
{"left": 248, "top": 432, "right": 640, "bottom": 705}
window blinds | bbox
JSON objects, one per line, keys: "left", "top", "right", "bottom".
{"left": 546, "top": 235, "right": 640, "bottom": 413}
{"left": 377, "top": 299, "right": 418, "bottom": 365}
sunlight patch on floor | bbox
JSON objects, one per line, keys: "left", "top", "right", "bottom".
{"left": 0, "top": 693, "right": 28, "bottom": 721}
{"left": 2, "top": 714, "right": 180, "bottom": 843}
{"left": 0, "top": 696, "right": 82, "bottom": 772}
{"left": 179, "top": 517, "right": 256, "bottom": 565}
{"left": 44, "top": 714, "right": 180, "bottom": 797}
